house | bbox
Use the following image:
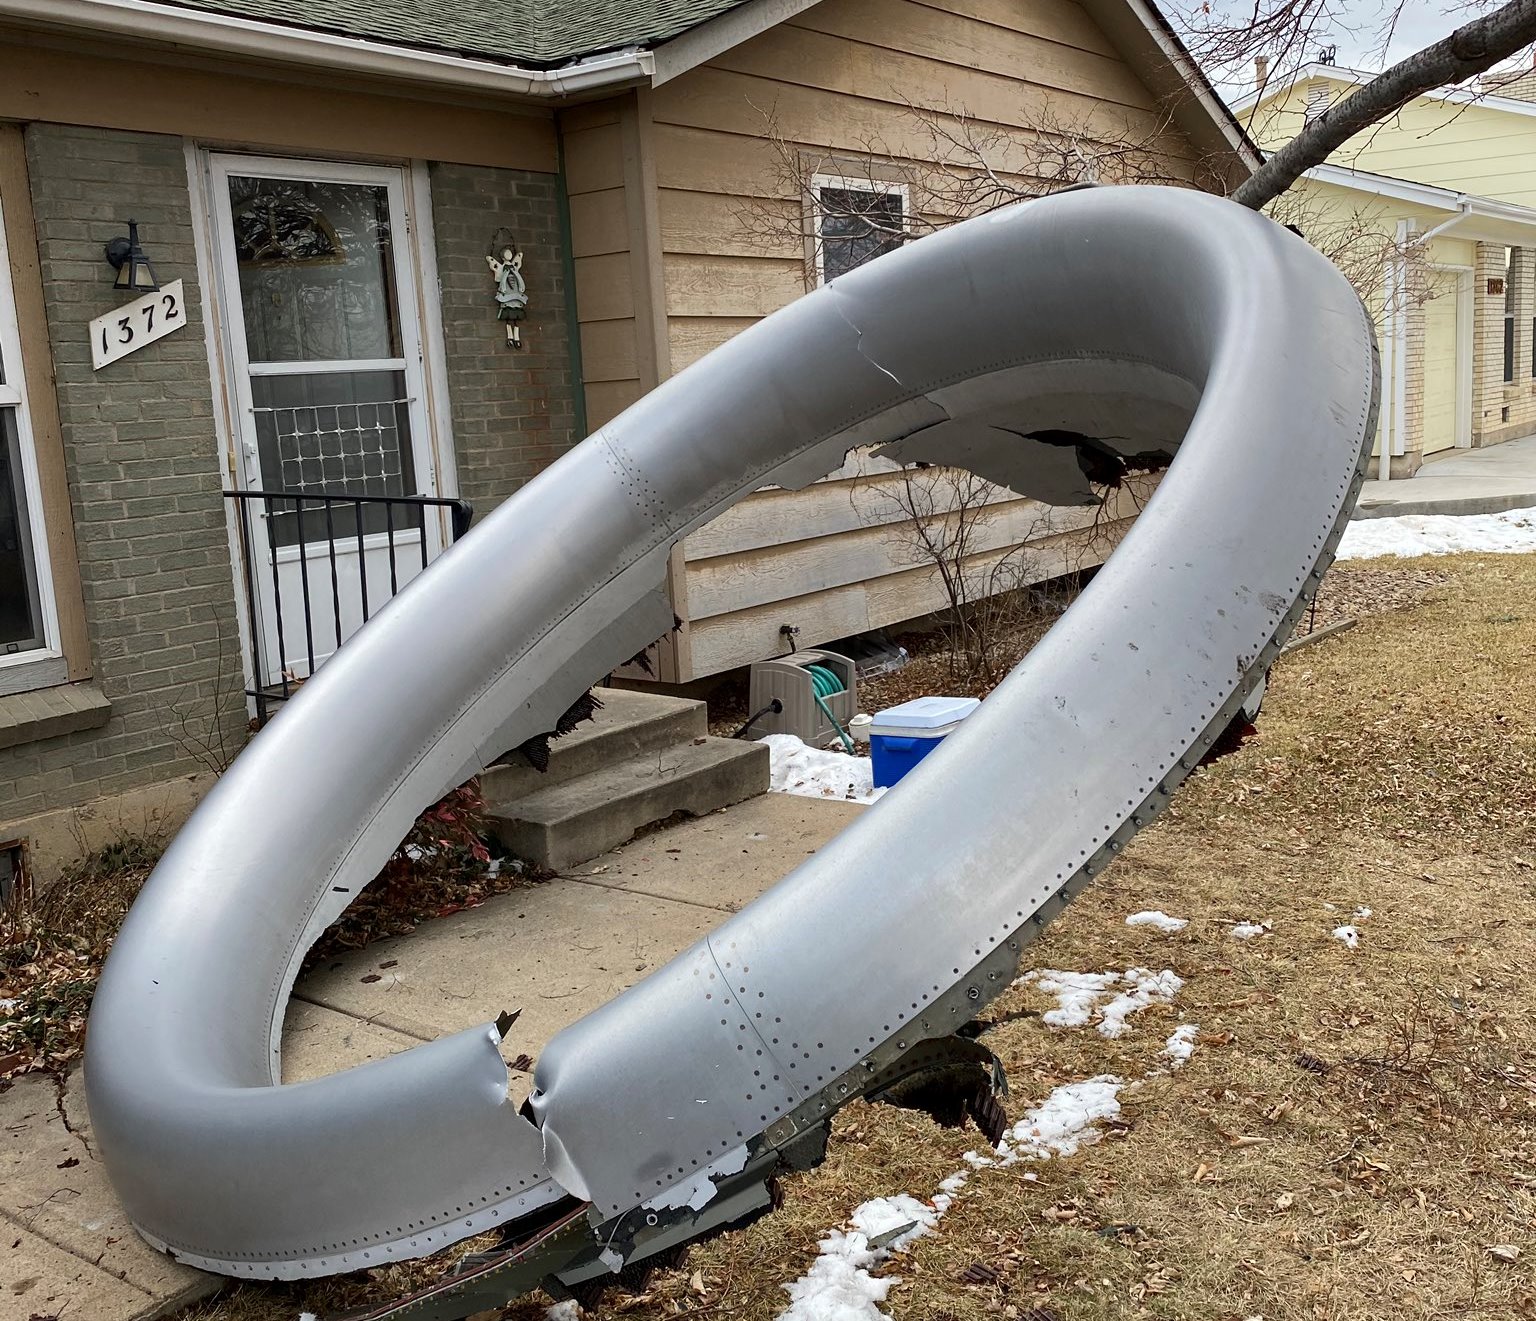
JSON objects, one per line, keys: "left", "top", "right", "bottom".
{"left": 0, "top": 0, "right": 1254, "bottom": 880}
{"left": 1237, "top": 58, "right": 1536, "bottom": 478}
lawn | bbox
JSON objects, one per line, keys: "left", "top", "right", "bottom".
{"left": 513, "top": 550, "right": 1536, "bottom": 1321}
{"left": 147, "top": 550, "right": 1536, "bottom": 1320}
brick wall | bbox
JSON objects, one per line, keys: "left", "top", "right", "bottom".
{"left": 1472, "top": 241, "right": 1536, "bottom": 447}
{"left": 429, "top": 162, "right": 579, "bottom": 516}
{"left": 0, "top": 124, "right": 245, "bottom": 823}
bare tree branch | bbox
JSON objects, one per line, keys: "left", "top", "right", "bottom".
{"left": 1234, "top": 0, "right": 1536, "bottom": 209}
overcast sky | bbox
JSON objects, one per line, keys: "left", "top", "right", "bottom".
{"left": 1179, "top": 1, "right": 1533, "bottom": 100}
{"left": 1330, "top": 2, "right": 1489, "bottom": 68}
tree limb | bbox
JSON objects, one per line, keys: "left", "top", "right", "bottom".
{"left": 1233, "top": 0, "right": 1536, "bottom": 210}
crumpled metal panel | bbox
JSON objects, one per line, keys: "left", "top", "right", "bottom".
{"left": 84, "top": 186, "right": 1377, "bottom": 1275}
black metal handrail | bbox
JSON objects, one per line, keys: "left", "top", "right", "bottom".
{"left": 225, "top": 488, "right": 474, "bottom": 723}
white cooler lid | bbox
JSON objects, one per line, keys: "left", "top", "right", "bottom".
{"left": 871, "top": 695, "right": 981, "bottom": 730}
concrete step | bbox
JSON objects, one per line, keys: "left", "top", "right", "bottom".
{"left": 488, "top": 736, "right": 769, "bottom": 872}
{"left": 483, "top": 687, "right": 708, "bottom": 800}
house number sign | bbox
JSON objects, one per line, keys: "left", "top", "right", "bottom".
{"left": 90, "top": 279, "right": 185, "bottom": 370}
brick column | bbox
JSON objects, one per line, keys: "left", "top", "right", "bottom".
{"left": 1397, "top": 252, "right": 1427, "bottom": 477}
{"left": 1512, "top": 247, "right": 1536, "bottom": 436}
{"left": 1471, "top": 242, "right": 1507, "bottom": 446}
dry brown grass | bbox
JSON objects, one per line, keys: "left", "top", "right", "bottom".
{"left": 182, "top": 553, "right": 1536, "bottom": 1321}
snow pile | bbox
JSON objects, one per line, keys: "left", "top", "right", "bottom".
{"left": 763, "top": 734, "right": 886, "bottom": 805}
{"left": 1333, "top": 924, "right": 1360, "bottom": 950}
{"left": 982, "top": 1077, "right": 1124, "bottom": 1165}
{"left": 775, "top": 1072, "right": 1133, "bottom": 1319}
{"left": 1162, "top": 1024, "right": 1199, "bottom": 1068}
{"left": 1017, "top": 969, "right": 1119, "bottom": 1028}
{"left": 777, "top": 1194, "right": 940, "bottom": 1321}
{"left": 1125, "top": 910, "right": 1188, "bottom": 933}
{"left": 545, "top": 1303, "right": 582, "bottom": 1321}
{"left": 931, "top": 1171, "right": 968, "bottom": 1215}
{"left": 1336, "top": 506, "right": 1536, "bottom": 560}
{"left": 1022, "top": 967, "right": 1184, "bottom": 1038}
{"left": 1230, "top": 922, "right": 1268, "bottom": 940}
{"left": 1355, "top": 905, "right": 1373, "bottom": 919}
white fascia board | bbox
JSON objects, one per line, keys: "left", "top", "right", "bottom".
{"left": 0, "top": 0, "right": 654, "bottom": 97}
{"left": 1234, "top": 59, "right": 1536, "bottom": 122}
{"left": 1231, "top": 62, "right": 1371, "bottom": 115}
{"left": 1304, "top": 163, "right": 1464, "bottom": 211}
{"left": 651, "top": 0, "right": 821, "bottom": 86}
{"left": 1305, "top": 163, "right": 1536, "bottom": 241}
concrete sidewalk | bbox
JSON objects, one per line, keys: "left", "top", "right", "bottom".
{"left": 1355, "top": 434, "right": 1536, "bottom": 518}
{"left": 0, "top": 792, "right": 862, "bottom": 1321}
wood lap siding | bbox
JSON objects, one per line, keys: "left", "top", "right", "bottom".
{"left": 562, "top": 104, "right": 644, "bottom": 429}
{"left": 644, "top": 0, "right": 1204, "bottom": 677}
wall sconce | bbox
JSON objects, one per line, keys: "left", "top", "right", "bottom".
{"left": 105, "top": 220, "right": 160, "bottom": 293}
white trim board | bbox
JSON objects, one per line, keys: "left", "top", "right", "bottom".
{"left": 1236, "top": 59, "right": 1536, "bottom": 122}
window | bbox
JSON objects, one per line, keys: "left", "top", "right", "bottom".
{"left": 812, "top": 176, "right": 906, "bottom": 285}
{"left": 1503, "top": 247, "right": 1517, "bottom": 384}
{"left": 0, "top": 189, "right": 58, "bottom": 680}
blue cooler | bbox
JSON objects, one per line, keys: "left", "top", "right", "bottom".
{"left": 869, "top": 696, "right": 981, "bottom": 787}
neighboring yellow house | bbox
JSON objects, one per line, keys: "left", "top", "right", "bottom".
{"left": 1237, "top": 60, "right": 1536, "bottom": 477}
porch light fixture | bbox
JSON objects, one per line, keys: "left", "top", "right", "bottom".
{"left": 105, "top": 220, "right": 160, "bottom": 292}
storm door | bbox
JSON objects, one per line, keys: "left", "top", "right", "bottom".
{"left": 208, "top": 154, "right": 446, "bottom": 693}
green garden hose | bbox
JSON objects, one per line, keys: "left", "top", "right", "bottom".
{"left": 805, "top": 662, "right": 855, "bottom": 753}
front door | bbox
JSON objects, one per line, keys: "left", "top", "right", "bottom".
{"left": 208, "top": 154, "right": 447, "bottom": 692}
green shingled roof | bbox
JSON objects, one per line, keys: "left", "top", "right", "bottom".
{"left": 163, "top": 0, "right": 753, "bottom": 67}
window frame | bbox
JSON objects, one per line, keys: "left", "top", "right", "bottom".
{"left": 0, "top": 185, "right": 63, "bottom": 689}
{"left": 809, "top": 173, "right": 910, "bottom": 288}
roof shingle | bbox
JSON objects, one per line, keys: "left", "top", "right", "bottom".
{"left": 162, "top": 0, "right": 753, "bottom": 67}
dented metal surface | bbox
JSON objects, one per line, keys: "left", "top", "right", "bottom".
{"left": 83, "top": 188, "right": 1378, "bottom": 1293}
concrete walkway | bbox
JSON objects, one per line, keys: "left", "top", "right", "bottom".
{"left": 0, "top": 792, "right": 863, "bottom": 1321}
{"left": 1355, "top": 434, "right": 1536, "bottom": 518}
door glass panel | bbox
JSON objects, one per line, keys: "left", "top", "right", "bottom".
{"left": 229, "top": 177, "right": 401, "bottom": 363}
{"left": 251, "top": 369, "right": 419, "bottom": 547}
{"left": 0, "top": 407, "right": 45, "bottom": 655}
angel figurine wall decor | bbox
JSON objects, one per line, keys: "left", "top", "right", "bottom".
{"left": 486, "top": 230, "right": 528, "bottom": 348}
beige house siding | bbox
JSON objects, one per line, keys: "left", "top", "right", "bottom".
{"left": 0, "top": 35, "right": 557, "bottom": 173}
{"left": 629, "top": 0, "right": 1217, "bottom": 677}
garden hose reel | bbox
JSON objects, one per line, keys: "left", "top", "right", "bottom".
{"left": 747, "top": 649, "right": 858, "bottom": 748}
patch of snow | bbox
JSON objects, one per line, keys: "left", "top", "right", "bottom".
{"left": 1125, "top": 910, "right": 1188, "bottom": 933}
{"left": 994, "top": 1077, "right": 1124, "bottom": 1163}
{"left": 1230, "top": 922, "right": 1268, "bottom": 940}
{"left": 776, "top": 1194, "right": 940, "bottom": 1321}
{"left": 1355, "top": 906, "right": 1372, "bottom": 919}
{"left": 1162, "top": 1024, "right": 1199, "bottom": 1068}
{"left": 0, "top": 998, "right": 17, "bottom": 1014}
{"left": 545, "top": 1302, "right": 583, "bottom": 1321}
{"left": 1022, "top": 968, "right": 1183, "bottom": 1038}
{"left": 1017, "top": 969, "right": 1120, "bottom": 1028}
{"left": 777, "top": 1069, "right": 1129, "bottom": 1321}
{"left": 932, "top": 1172, "right": 968, "bottom": 1215}
{"left": 1333, "top": 925, "right": 1360, "bottom": 950}
{"left": 1336, "top": 506, "right": 1536, "bottom": 560}
{"left": 1099, "top": 969, "right": 1184, "bottom": 1038}
{"left": 763, "top": 734, "right": 886, "bottom": 805}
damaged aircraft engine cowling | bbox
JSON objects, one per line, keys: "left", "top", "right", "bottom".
{"left": 83, "top": 186, "right": 1379, "bottom": 1315}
